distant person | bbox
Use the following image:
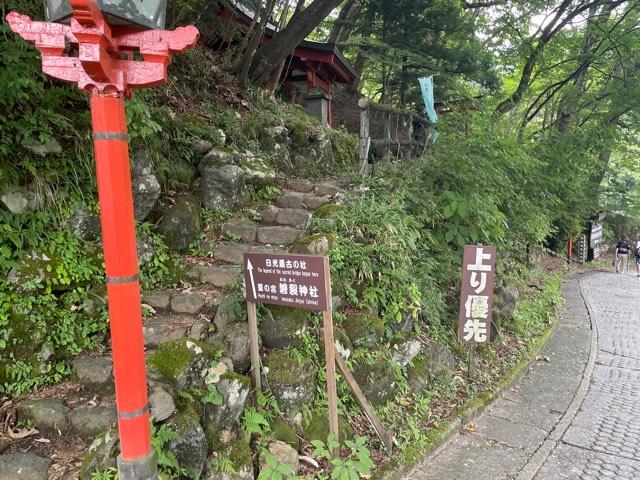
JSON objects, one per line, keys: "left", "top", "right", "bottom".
{"left": 635, "top": 241, "right": 640, "bottom": 277}
{"left": 615, "top": 235, "right": 631, "bottom": 274}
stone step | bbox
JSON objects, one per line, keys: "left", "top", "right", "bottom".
{"left": 190, "top": 264, "right": 242, "bottom": 289}
{"left": 221, "top": 217, "right": 258, "bottom": 243}
{"left": 209, "top": 242, "right": 285, "bottom": 264}
{"left": 283, "top": 179, "right": 345, "bottom": 197}
{"left": 260, "top": 206, "right": 312, "bottom": 230}
{"left": 143, "top": 287, "right": 225, "bottom": 317}
{"left": 143, "top": 314, "right": 211, "bottom": 348}
{"left": 256, "top": 225, "right": 301, "bottom": 245}
{"left": 275, "top": 191, "right": 333, "bottom": 211}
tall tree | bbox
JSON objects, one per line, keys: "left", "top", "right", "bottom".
{"left": 247, "top": 0, "right": 345, "bottom": 86}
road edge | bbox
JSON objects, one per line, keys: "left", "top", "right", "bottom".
{"left": 514, "top": 271, "right": 599, "bottom": 480}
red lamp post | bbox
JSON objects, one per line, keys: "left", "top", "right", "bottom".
{"left": 6, "top": 1, "right": 199, "bottom": 478}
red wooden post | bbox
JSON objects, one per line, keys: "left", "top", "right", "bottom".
{"left": 91, "top": 92, "right": 152, "bottom": 463}
{"left": 6, "top": 4, "right": 199, "bottom": 478}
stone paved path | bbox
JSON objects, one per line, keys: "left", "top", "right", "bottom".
{"left": 406, "top": 271, "right": 640, "bottom": 480}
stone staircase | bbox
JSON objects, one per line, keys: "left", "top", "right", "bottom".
{"left": 140, "top": 177, "right": 346, "bottom": 349}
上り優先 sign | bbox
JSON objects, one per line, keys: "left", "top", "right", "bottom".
{"left": 243, "top": 252, "right": 329, "bottom": 312}
{"left": 458, "top": 245, "right": 496, "bottom": 344}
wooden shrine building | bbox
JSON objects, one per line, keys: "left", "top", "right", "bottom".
{"left": 213, "top": 1, "right": 357, "bottom": 126}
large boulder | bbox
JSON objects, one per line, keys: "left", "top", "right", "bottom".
{"left": 147, "top": 338, "right": 219, "bottom": 390}
{"left": 0, "top": 453, "right": 51, "bottom": 480}
{"left": 203, "top": 370, "right": 251, "bottom": 441}
{"left": 166, "top": 405, "right": 209, "bottom": 478}
{"left": 156, "top": 195, "right": 202, "bottom": 252}
{"left": 200, "top": 165, "right": 249, "bottom": 212}
{"left": 131, "top": 151, "right": 161, "bottom": 221}
{"left": 17, "top": 399, "right": 70, "bottom": 435}
{"left": 341, "top": 310, "right": 385, "bottom": 348}
{"left": 352, "top": 355, "right": 396, "bottom": 406}
{"left": 263, "top": 350, "right": 316, "bottom": 413}
{"left": 260, "top": 306, "right": 310, "bottom": 349}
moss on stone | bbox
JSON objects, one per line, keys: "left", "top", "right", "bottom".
{"left": 263, "top": 350, "right": 303, "bottom": 385}
{"left": 147, "top": 338, "right": 218, "bottom": 382}
{"left": 261, "top": 305, "right": 310, "bottom": 349}
{"left": 301, "top": 409, "right": 353, "bottom": 443}
{"left": 289, "top": 233, "right": 336, "bottom": 255}
{"left": 223, "top": 437, "right": 253, "bottom": 470}
{"left": 342, "top": 309, "right": 385, "bottom": 348}
{"left": 314, "top": 204, "right": 346, "bottom": 219}
{"left": 270, "top": 417, "right": 300, "bottom": 449}
{"left": 221, "top": 371, "right": 252, "bottom": 390}
{"left": 263, "top": 350, "right": 317, "bottom": 411}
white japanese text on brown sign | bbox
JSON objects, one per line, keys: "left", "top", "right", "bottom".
{"left": 243, "top": 252, "right": 329, "bottom": 312}
{"left": 458, "top": 245, "right": 496, "bottom": 344}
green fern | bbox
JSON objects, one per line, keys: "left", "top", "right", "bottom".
{"left": 241, "top": 407, "right": 270, "bottom": 437}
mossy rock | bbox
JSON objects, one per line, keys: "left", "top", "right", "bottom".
{"left": 260, "top": 305, "right": 310, "bottom": 349}
{"left": 263, "top": 350, "right": 316, "bottom": 413}
{"left": 301, "top": 409, "right": 353, "bottom": 444}
{"left": 270, "top": 417, "right": 300, "bottom": 450}
{"left": 204, "top": 371, "right": 251, "bottom": 444}
{"left": 78, "top": 430, "right": 119, "bottom": 480}
{"left": 166, "top": 403, "right": 208, "bottom": 477}
{"left": 313, "top": 204, "right": 346, "bottom": 219}
{"left": 156, "top": 195, "right": 202, "bottom": 253}
{"left": 406, "top": 339, "right": 455, "bottom": 395}
{"left": 207, "top": 437, "right": 254, "bottom": 479}
{"left": 406, "top": 354, "right": 431, "bottom": 395}
{"left": 352, "top": 354, "right": 396, "bottom": 406}
{"left": 147, "top": 338, "right": 219, "bottom": 390}
{"left": 342, "top": 310, "right": 385, "bottom": 348}
{"left": 318, "top": 327, "right": 353, "bottom": 361}
{"left": 289, "top": 233, "right": 336, "bottom": 255}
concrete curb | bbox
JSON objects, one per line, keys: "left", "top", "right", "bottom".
{"left": 372, "top": 275, "right": 566, "bottom": 480}
{"left": 515, "top": 272, "right": 599, "bottom": 480}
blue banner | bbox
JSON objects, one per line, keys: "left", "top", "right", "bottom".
{"left": 418, "top": 76, "right": 438, "bottom": 124}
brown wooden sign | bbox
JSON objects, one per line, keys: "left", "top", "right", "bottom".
{"left": 243, "top": 252, "right": 329, "bottom": 312}
{"left": 458, "top": 245, "right": 497, "bottom": 344}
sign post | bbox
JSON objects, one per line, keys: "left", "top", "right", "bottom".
{"left": 458, "top": 246, "right": 496, "bottom": 376}
{"left": 243, "top": 253, "right": 339, "bottom": 443}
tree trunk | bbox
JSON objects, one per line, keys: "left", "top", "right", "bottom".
{"left": 328, "top": 0, "right": 357, "bottom": 44}
{"left": 248, "top": 0, "right": 345, "bottom": 86}
{"left": 236, "top": 0, "right": 278, "bottom": 89}
{"left": 353, "top": 3, "right": 377, "bottom": 90}
{"left": 264, "top": 0, "right": 295, "bottom": 94}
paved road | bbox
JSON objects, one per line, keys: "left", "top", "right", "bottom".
{"left": 406, "top": 272, "right": 640, "bottom": 480}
